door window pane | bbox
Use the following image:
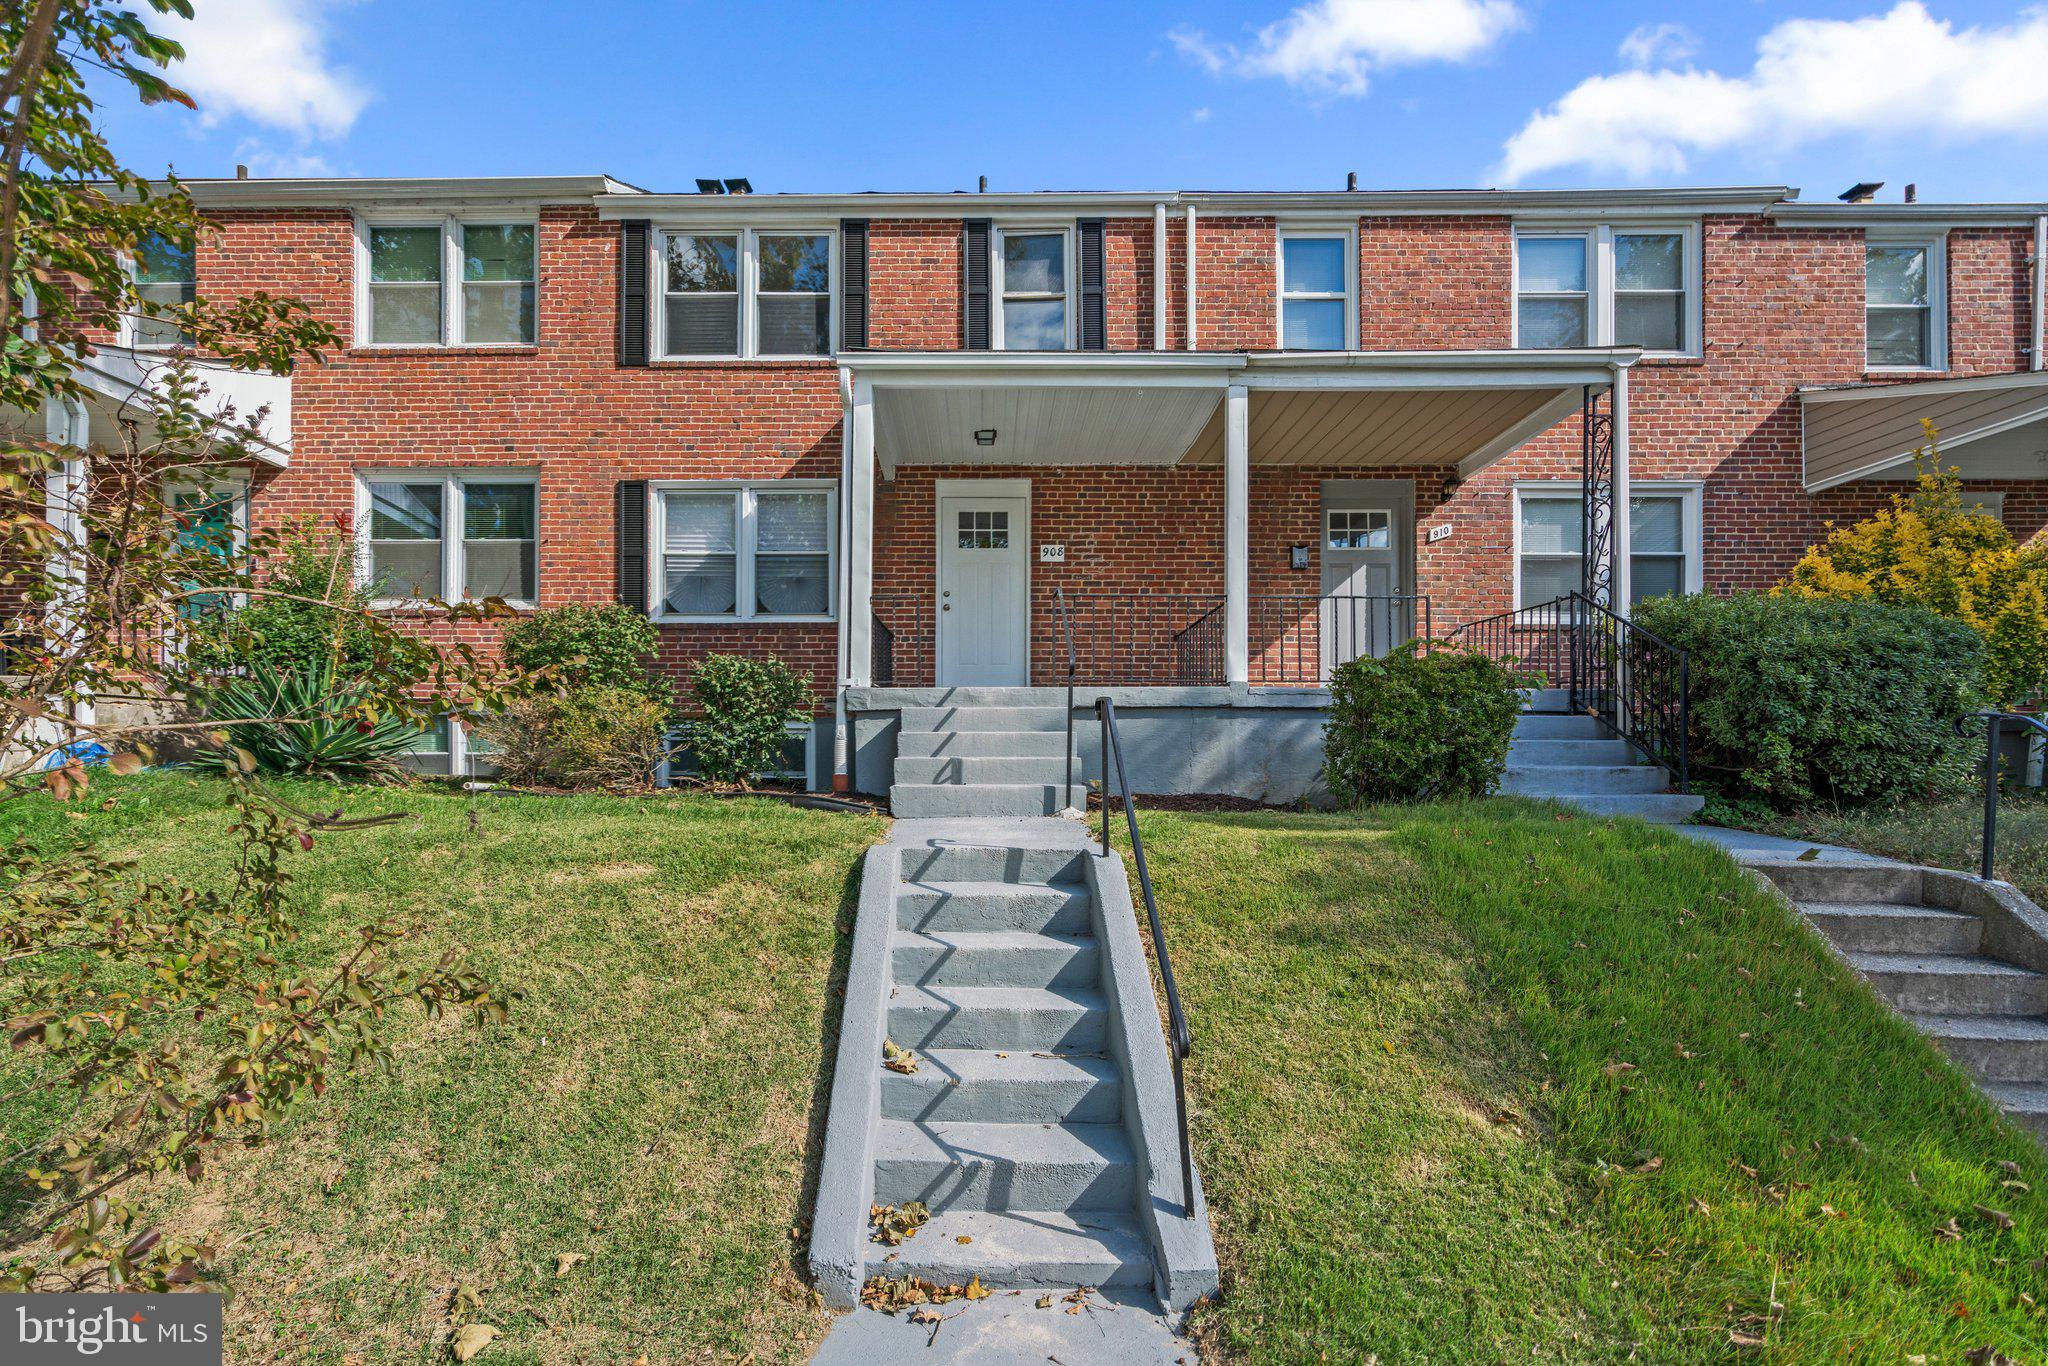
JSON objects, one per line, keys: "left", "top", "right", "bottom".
{"left": 368, "top": 480, "right": 444, "bottom": 598}
{"left": 462, "top": 482, "right": 536, "bottom": 601}
{"left": 662, "top": 492, "right": 738, "bottom": 614}
{"left": 664, "top": 234, "right": 739, "bottom": 355}
{"left": 958, "top": 509, "right": 1009, "bottom": 550}
{"left": 1326, "top": 509, "right": 1390, "bottom": 550}
{"left": 462, "top": 224, "right": 536, "bottom": 344}
{"left": 369, "top": 227, "right": 443, "bottom": 345}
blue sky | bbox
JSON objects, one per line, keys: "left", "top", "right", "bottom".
{"left": 98, "top": 1, "right": 2048, "bottom": 203}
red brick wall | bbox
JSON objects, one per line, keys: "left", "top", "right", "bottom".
{"left": 1193, "top": 215, "right": 1277, "bottom": 351}
{"left": 1359, "top": 216, "right": 1512, "bottom": 349}
{"left": 868, "top": 219, "right": 960, "bottom": 350}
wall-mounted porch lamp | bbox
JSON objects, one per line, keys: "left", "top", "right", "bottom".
{"left": 972, "top": 429, "right": 998, "bottom": 446}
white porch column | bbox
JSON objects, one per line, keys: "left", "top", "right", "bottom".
{"left": 844, "top": 378, "right": 877, "bottom": 688}
{"left": 1609, "top": 367, "right": 1631, "bottom": 615}
{"left": 1224, "top": 382, "right": 1249, "bottom": 687}
{"left": 43, "top": 397, "right": 92, "bottom": 727}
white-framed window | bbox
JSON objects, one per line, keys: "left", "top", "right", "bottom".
{"left": 994, "top": 226, "right": 1071, "bottom": 350}
{"left": 1512, "top": 224, "right": 1699, "bottom": 356}
{"left": 1278, "top": 230, "right": 1354, "bottom": 351}
{"left": 1513, "top": 482, "right": 1702, "bottom": 609}
{"left": 355, "top": 216, "right": 538, "bottom": 347}
{"left": 652, "top": 481, "right": 836, "bottom": 622}
{"left": 127, "top": 231, "right": 195, "bottom": 350}
{"left": 1865, "top": 234, "right": 1946, "bottom": 371}
{"left": 355, "top": 471, "right": 538, "bottom": 606}
{"left": 656, "top": 228, "right": 836, "bottom": 359}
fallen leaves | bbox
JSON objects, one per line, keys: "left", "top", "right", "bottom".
{"left": 1601, "top": 1061, "right": 1637, "bottom": 1078}
{"left": 449, "top": 1325, "right": 499, "bottom": 1362}
{"left": 1974, "top": 1204, "right": 2014, "bottom": 1233}
{"left": 882, "top": 1039, "right": 919, "bottom": 1074}
{"left": 553, "top": 1252, "right": 587, "bottom": 1277}
{"left": 869, "top": 1201, "right": 930, "bottom": 1247}
{"left": 1935, "top": 1218, "right": 1965, "bottom": 1242}
{"left": 858, "top": 1273, "right": 990, "bottom": 1313}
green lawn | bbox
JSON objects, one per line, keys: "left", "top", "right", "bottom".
{"left": 1738, "top": 790, "right": 2048, "bottom": 909}
{"left": 1143, "top": 803, "right": 2048, "bottom": 1362}
{"left": 2, "top": 775, "right": 885, "bottom": 1364}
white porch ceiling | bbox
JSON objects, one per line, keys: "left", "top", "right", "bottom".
{"left": 1180, "top": 386, "right": 1565, "bottom": 469}
{"left": 874, "top": 383, "right": 1221, "bottom": 472}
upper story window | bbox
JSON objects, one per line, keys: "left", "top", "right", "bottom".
{"left": 654, "top": 482, "right": 836, "bottom": 620}
{"left": 358, "top": 217, "right": 537, "bottom": 348}
{"left": 1866, "top": 237, "right": 1945, "bottom": 371}
{"left": 996, "top": 229, "right": 1069, "bottom": 350}
{"left": 659, "top": 229, "right": 835, "bottom": 359}
{"left": 129, "top": 232, "right": 195, "bottom": 349}
{"left": 1513, "top": 225, "right": 1698, "bottom": 357}
{"left": 1279, "top": 232, "right": 1352, "bottom": 350}
{"left": 358, "top": 471, "right": 538, "bottom": 606}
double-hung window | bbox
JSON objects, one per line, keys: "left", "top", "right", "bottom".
{"left": 360, "top": 218, "right": 537, "bottom": 346}
{"left": 359, "top": 472, "right": 538, "bottom": 605}
{"left": 1514, "top": 225, "right": 1697, "bottom": 356}
{"left": 655, "top": 483, "right": 836, "bottom": 620}
{"left": 1866, "top": 237, "right": 1944, "bottom": 370}
{"left": 657, "top": 229, "right": 835, "bottom": 358}
{"left": 1279, "top": 232, "right": 1351, "bottom": 350}
{"left": 996, "top": 229, "right": 1069, "bottom": 350}
{"left": 130, "top": 232, "right": 195, "bottom": 349}
{"left": 1515, "top": 484, "right": 1701, "bottom": 608}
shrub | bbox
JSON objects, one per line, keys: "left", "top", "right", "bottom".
{"left": 191, "top": 658, "right": 422, "bottom": 782}
{"left": 500, "top": 604, "right": 672, "bottom": 706}
{"left": 1324, "top": 645, "right": 1528, "bottom": 805}
{"left": 1633, "top": 592, "right": 1984, "bottom": 810}
{"left": 481, "top": 686, "right": 668, "bottom": 791}
{"left": 1781, "top": 429, "right": 2048, "bottom": 704}
{"left": 684, "top": 654, "right": 813, "bottom": 788}
{"left": 183, "top": 522, "right": 396, "bottom": 679}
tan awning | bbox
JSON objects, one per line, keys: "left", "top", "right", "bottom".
{"left": 1802, "top": 370, "right": 2048, "bottom": 491}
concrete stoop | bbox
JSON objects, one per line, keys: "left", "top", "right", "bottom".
{"left": 1751, "top": 859, "right": 2048, "bottom": 1142}
{"left": 811, "top": 823, "right": 1219, "bottom": 1314}
{"left": 1506, "top": 690, "right": 1704, "bottom": 824}
{"left": 889, "top": 703, "right": 1081, "bottom": 818}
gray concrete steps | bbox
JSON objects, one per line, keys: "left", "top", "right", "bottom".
{"left": 881, "top": 1048, "right": 1121, "bottom": 1124}
{"left": 893, "top": 755, "right": 1073, "bottom": 786}
{"left": 1804, "top": 902, "right": 1983, "bottom": 956}
{"left": 892, "top": 929, "right": 1100, "bottom": 988}
{"left": 902, "top": 845, "right": 1089, "bottom": 884}
{"left": 899, "top": 706, "right": 1067, "bottom": 733}
{"left": 868, "top": 1209, "right": 1153, "bottom": 1289}
{"left": 892, "top": 782, "right": 1074, "bottom": 818}
{"left": 1501, "top": 764, "right": 1670, "bottom": 796}
{"left": 1522, "top": 687, "right": 1575, "bottom": 710}
{"left": 1533, "top": 792, "right": 1706, "bottom": 823}
{"left": 871, "top": 1119, "right": 1138, "bottom": 1211}
{"left": 1761, "top": 862, "right": 1925, "bottom": 905}
{"left": 1905, "top": 1013, "right": 2048, "bottom": 1083}
{"left": 1508, "top": 737, "right": 1637, "bottom": 765}
{"left": 887, "top": 983, "right": 1109, "bottom": 1051}
{"left": 1512, "top": 713, "right": 1608, "bottom": 740}
{"left": 1982, "top": 1083, "right": 2048, "bottom": 1138}
{"left": 1845, "top": 952, "right": 2048, "bottom": 1017}
{"left": 895, "top": 879, "right": 1093, "bottom": 934}
{"left": 896, "top": 729, "right": 1073, "bottom": 759}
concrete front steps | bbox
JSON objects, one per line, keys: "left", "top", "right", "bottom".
{"left": 1754, "top": 860, "right": 2048, "bottom": 1141}
{"left": 812, "top": 832, "right": 1218, "bottom": 1311}
{"left": 888, "top": 695, "right": 1080, "bottom": 818}
{"left": 1505, "top": 689, "right": 1703, "bottom": 824}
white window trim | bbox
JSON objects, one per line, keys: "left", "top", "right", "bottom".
{"left": 1864, "top": 230, "right": 1948, "bottom": 374}
{"left": 1276, "top": 227, "right": 1357, "bottom": 351}
{"left": 648, "top": 479, "right": 838, "bottom": 624}
{"left": 352, "top": 468, "right": 540, "bottom": 610}
{"left": 1511, "top": 222, "right": 1702, "bottom": 359}
{"left": 1511, "top": 480, "right": 1703, "bottom": 611}
{"left": 353, "top": 212, "right": 540, "bottom": 349}
{"left": 652, "top": 227, "right": 839, "bottom": 361}
{"left": 992, "top": 225, "right": 1075, "bottom": 351}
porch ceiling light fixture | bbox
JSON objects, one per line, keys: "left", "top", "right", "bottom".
{"left": 972, "top": 428, "right": 998, "bottom": 446}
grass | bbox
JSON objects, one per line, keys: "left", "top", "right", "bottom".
{"left": 1141, "top": 802, "right": 2048, "bottom": 1362}
{"left": 2, "top": 773, "right": 885, "bottom": 1364}
{"left": 1738, "top": 790, "right": 2048, "bottom": 908}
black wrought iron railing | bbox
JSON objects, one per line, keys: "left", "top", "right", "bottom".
{"left": 1956, "top": 711, "right": 2048, "bottom": 881}
{"left": 1248, "top": 593, "right": 1431, "bottom": 685}
{"left": 1172, "top": 603, "right": 1224, "bottom": 688}
{"left": 871, "top": 612, "right": 896, "bottom": 687}
{"left": 1449, "top": 591, "right": 1690, "bottom": 793}
{"left": 1095, "top": 697, "right": 1195, "bottom": 1217}
{"left": 1054, "top": 593, "right": 1226, "bottom": 687}
{"left": 1055, "top": 587, "right": 1077, "bottom": 806}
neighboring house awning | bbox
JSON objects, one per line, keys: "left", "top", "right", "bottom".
{"left": 1801, "top": 370, "right": 2048, "bottom": 492}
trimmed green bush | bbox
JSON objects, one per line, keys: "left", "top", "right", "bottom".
{"left": 481, "top": 686, "right": 668, "bottom": 791}
{"left": 190, "top": 658, "right": 420, "bottom": 782}
{"left": 183, "top": 524, "right": 396, "bottom": 679}
{"left": 500, "top": 603, "right": 672, "bottom": 706}
{"left": 1324, "top": 645, "right": 1528, "bottom": 805}
{"left": 1632, "top": 592, "right": 1985, "bottom": 809}
{"left": 684, "top": 653, "right": 812, "bottom": 788}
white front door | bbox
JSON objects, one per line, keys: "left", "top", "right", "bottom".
{"left": 1321, "top": 506, "right": 1404, "bottom": 675}
{"left": 937, "top": 493, "right": 1030, "bottom": 686}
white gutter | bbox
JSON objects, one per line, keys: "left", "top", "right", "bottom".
{"left": 1184, "top": 204, "right": 1198, "bottom": 351}
{"left": 1153, "top": 203, "right": 1168, "bottom": 350}
{"left": 2035, "top": 214, "right": 2047, "bottom": 371}
{"left": 833, "top": 367, "right": 853, "bottom": 789}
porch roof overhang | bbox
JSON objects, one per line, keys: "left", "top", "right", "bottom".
{"left": 842, "top": 348, "right": 1638, "bottom": 480}
{"left": 1800, "top": 370, "right": 2048, "bottom": 492}
{"left": 1, "top": 346, "right": 292, "bottom": 467}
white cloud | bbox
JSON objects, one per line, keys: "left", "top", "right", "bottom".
{"left": 163, "top": 0, "right": 368, "bottom": 140}
{"left": 1499, "top": 2, "right": 2048, "bottom": 183}
{"left": 1618, "top": 22, "right": 1697, "bottom": 68}
{"left": 233, "top": 142, "right": 339, "bottom": 178}
{"left": 1171, "top": 0, "right": 1524, "bottom": 97}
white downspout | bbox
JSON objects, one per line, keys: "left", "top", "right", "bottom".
{"left": 2033, "top": 214, "right": 2046, "bottom": 371}
{"left": 43, "top": 397, "right": 92, "bottom": 732}
{"left": 1184, "top": 204, "right": 1198, "bottom": 351}
{"left": 833, "top": 368, "right": 853, "bottom": 791}
{"left": 1153, "top": 202, "right": 1168, "bottom": 351}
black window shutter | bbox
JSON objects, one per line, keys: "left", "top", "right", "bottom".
{"left": 615, "top": 480, "right": 649, "bottom": 613}
{"left": 1078, "top": 218, "right": 1106, "bottom": 350}
{"left": 963, "top": 218, "right": 991, "bottom": 350}
{"left": 617, "top": 220, "right": 651, "bottom": 367}
{"left": 841, "top": 218, "right": 869, "bottom": 350}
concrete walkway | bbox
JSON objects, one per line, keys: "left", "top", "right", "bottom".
{"left": 812, "top": 1286, "right": 1196, "bottom": 1365}
{"left": 1677, "top": 824, "right": 1889, "bottom": 866}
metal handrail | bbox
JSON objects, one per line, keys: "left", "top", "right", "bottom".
{"left": 1055, "top": 587, "right": 1077, "bottom": 808}
{"left": 1095, "top": 696, "right": 1195, "bottom": 1217}
{"left": 1956, "top": 710, "right": 2048, "bottom": 881}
